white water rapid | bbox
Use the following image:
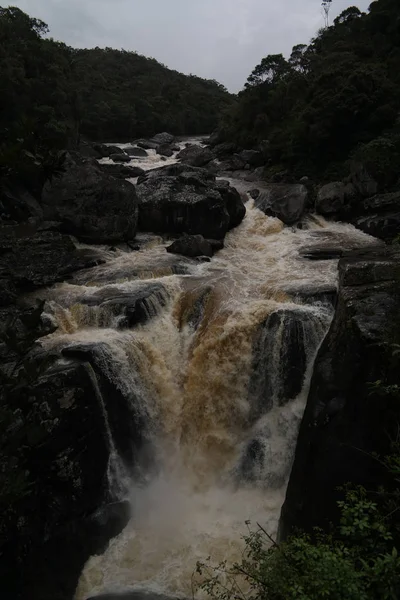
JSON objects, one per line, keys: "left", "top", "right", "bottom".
{"left": 34, "top": 141, "right": 379, "bottom": 600}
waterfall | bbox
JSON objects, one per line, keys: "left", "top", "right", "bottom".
{"left": 35, "top": 184, "right": 378, "bottom": 599}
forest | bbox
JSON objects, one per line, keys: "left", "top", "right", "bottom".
{"left": 0, "top": 6, "right": 232, "bottom": 161}
{"left": 218, "top": 0, "right": 400, "bottom": 182}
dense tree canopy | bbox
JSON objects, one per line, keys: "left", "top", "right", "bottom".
{"left": 0, "top": 5, "right": 232, "bottom": 152}
{"left": 219, "top": 0, "right": 400, "bottom": 180}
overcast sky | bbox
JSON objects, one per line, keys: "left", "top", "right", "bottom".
{"left": 13, "top": 0, "right": 372, "bottom": 92}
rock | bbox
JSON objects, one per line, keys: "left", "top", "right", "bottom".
{"left": 135, "top": 139, "right": 158, "bottom": 150}
{"left": 99, "top": 163, "right": 145, "bottom": 179}
{"left": 212, "top": 142, "right": 240, "bottom": 159}
{"left": 177, "top": 145, "right": 213, "bottom": 167}
{"left": 255, "top": 184, "right": 308, "bottom": 225}
{"left": 78, "top": 141, "right": 102, "bottom": 159}
{"left": 0, "top": 227, "right": 105, "bottom": 294}
{"left": 218, "top": 154, "right": 247, "bottom": 171}
{"left": 351, "top": 191, "right": 400, "bottom": 241}
{"left": 207, "top": 131, "right": 221, "bottom": 147}
{"left": 249, "top": 189, "right": 260, "bottom": 200}
{"left": 156, "top": 143, "right": 174, "bottom": 157}
{"left": 93, "top": 144, "right": 124, "bottom": 158}
{"left": 215, "top": 179, "right": 231, "bottom": 190}
{"left": 0, "top": 356, "right": 132, "bottom": 600}
{"left": 239, "top": 149, "right": 264, "bottom": 167}
{"left": 299, "top": 247, "right": 344, "bottom": 260}
{"left": 110, "top": 153, "right": 131, "bottom": 163}
{"left": 166, "top": 234, "right": 214, "bottom": 258}
{"left": 316, "top": 182, "right": 345, "bottom": 215}
{"left": 135, "top": 166, "right": 245, "bottom": 239}
{"left": 123, "top": 146, "right": 148, "bottom": 158}
{"left": 41, "top": 154, "right": 138, "bottom": 243}
{"left": 347, "top": 161, "right": 378, "bottom": 198}
{"left": 151, "top": 132, "right": 175, "bottom": 145}
{"left": 0, "top": 181, "right": 43, "bottom": 223}
{"left": 281, "top": 246, "right": 400, "bottom": 537}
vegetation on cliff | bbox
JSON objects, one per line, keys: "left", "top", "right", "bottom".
{"left": 218, "top": 0, "right": 400, "bottom": 182}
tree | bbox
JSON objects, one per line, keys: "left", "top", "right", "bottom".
{"left": 322, "top": 0, "right": 333, "bottom": 27}
{"left": 245, "top": 54, "right": 288, "bottom": 88}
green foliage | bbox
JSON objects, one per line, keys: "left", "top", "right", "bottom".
{"left": 220, "top": 0, "right": 400, "bottom": 181}
{"left": 196, "top": 482, "right": 400, "bottom": 600}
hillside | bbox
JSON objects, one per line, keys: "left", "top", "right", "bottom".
{"left": 218, "top": 0, "right": 400, "bottom": 183}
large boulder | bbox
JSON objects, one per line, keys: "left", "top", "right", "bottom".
{"left": 351, "top": 191, "right": 400, "bottom": 241}
{"left": 93, "top": 144, "right": 123, "bottom": 158}
{"left": 239, "top": 149, "right": 264, "bottom": 167}
{"left": 151, "top": 132, "right": 174, "bottom": 145}
{"left": 281, "top": 246, "right": 400, "bottom": 537}
{"left": 135, "top": 166, "right": 245, "bottom": 239}
{"left": 0, "top": 181, "right": 43, "bottom": 223}
{"left": 316, "top": 182, "right": 345, "bottom": 216}
{"left": 255, "top": 184, "right": 308, "bottom": 224}
{"left": 135, "top": 139, "right": 158, "bottom": 150}
{"left": 166, "top": 234, "right": 214, "bottom": 258}
{"left": 177, "top": 145, "right": 213, "bottom": 167}
{"left": 110, "top": 153, "right": 131, "bottom": 163}
{"left": 41, "top": 155, "right": 138, "bottom": 243}
{"left": 156, "top": 143, "right": 174, "bottom": 157}
{"left": 123, "top": 146, "right": 148, "bottom": 158}
{"left": 346, "top": 161, "right": 378, "bottom": 198}
{"left": 98, "top": 163, "right": 145, "bottom": 179}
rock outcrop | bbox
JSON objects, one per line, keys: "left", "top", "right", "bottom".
{"left": 351, "top": 191, "right": 400, "bottom": 241}
{"left": 280, "top": 246, "right": 400, "bottom": 537}
{"left": 136, "top": 165, "right": 245, "bottom": 239}
{"left": 99, "top": 163, "right": 145, "bottom": 179}
{"left": 177, "top": 145, "right": 213, "bottom": 167}
{"left": 166, "top": 234, "right": 223, "bottom": 258}
{"left": 41, "top": 155, "right": 138, "bottom": 243}
{"left": 254, "top": 184, "right": 308, "bottom": 224}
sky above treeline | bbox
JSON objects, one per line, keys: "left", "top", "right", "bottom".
{"left": 14, "top": 0, "right": 372, "bottom": 91}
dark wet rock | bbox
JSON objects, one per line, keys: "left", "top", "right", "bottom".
{"left": 99, "top": 163, "right": 145, "bottom": 179}
{"left": 0, "top": 356, "right": 132, "bottom": 600}
{"left": 177, "top": 145, "right": 213, "bottom": 167}
{"left": 123, "top": 146, "right": 148, "bottom": 158}
{"left": 346, "top": 161, "right": 378, "bottom": 198}
{"left": 218, "top": 154, "right": 247, "bottom": 172}
{"left": 249, "top": 188, "right": 260, "bottom": 199}
{"left": 110, "top": 153, "right": 131, "bottom": 163}
{"left": 215, "top": 179, "right": 230, "bottom": 190}
{"left": 135, "top": 139, "right": 158, "bottom": 150}
{"left": 137, "top": 162, "right": 215, "bottom": 184}
{"left": 156, "top": 143, "right": 174, "bottom": 157}
{"left": 239, "top": 149, "right": 264, "bottom": 167}
{"left": 166, "top": 234, "right": 214, "bottom": 258}
{"left": 0, "top": 227, "right": 105, "bottom": 296}
{"left": 281, "top": 246, "right": 400, "bottom": 538}
{"left": 316, "top": 182, "right": 345, "bottom": 216}
{"left": 87, "top": 592, "right": 181, "bottom": 600}
{"left": 299, "top": 247, "right": 344, "bottom": 260}
{"left": 212, "top": 142, "right": 240, "bottom": 159}
{"left": 0, "top": 181, "right": 43, "bottom": 223}
{"left": 93, "top": 144, "right": 124, "bottom": 158}
{"left": 79, "top": 282, "right": 169, "bottom": 328}
{"left": 152, "top": 132, "right": 175, "bottom": 145}
{"left": 136, "top": 166, "right": 245, "bottom": 239}
{"left": 255, "top": 184, "right": 308, "bottom": 225}
{"left": 78, "top": 141, "right": 102, "bottom": 159}
{"left": 351, "top": 191, "right": 400, "bottom": 241}
{"left": 41, "top": 154, "right": 138, "bottom": 243}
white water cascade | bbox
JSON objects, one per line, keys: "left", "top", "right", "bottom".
{"left": 35, "top": 143, "right": 379, "bottom": 600}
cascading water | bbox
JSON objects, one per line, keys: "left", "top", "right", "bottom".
{"left": 33, "top": 141, "right": 379, "bottom": 600}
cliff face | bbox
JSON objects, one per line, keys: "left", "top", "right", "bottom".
{"left": 281, "top": 246, "right": 400, "bottom": 536}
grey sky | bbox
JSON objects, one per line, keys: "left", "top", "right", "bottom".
{"left": 14, "top": 0, "right": 372, "bottom": 92}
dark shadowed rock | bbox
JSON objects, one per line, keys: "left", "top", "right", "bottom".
{"left": 41, "top": 155, "right": 138, "bottom": 243}
{"left": 239, "top": 149, "right": 264, "bottom": 167}
{"left": 0, "top": 181, "right": 43, "bottom": 223}
{"left": 152, "top": 132, "right": 175, "bottom": 145}
{"left": 255, "top": 184, "right": 308, "bottom": 224}
{"left": 316, "top": 182, "right": 345, "bottom": 215}
{"left": 346, "top": 161, "right": 378, "bottom": 198}
{"left": 156, "top": 143, "right": 174, "bottom": 157}
{"left": 93, "top": 144, "right": 124, "bottom": 158}
{"left": 281, "top": 246, "right": 400, "bottom": 538}
{"left": 99, "top": 163, "right": 145, "bottom": 179}
{"left": 135, "top": 139, "right": 158, "bottom": 150}
{"left": 123, "top": 146, "right": 148, "bottom": 157}
{"left": 177, "top": 145, "right": 213, "bottom": 167}
{"left": 110, "top": 153, "right": 131, "bottom": 163}
{"left": 166, "top": 234, "right": 214, "bottom": 258}
{"left": 212, "top": 142, "right": 240, "bottom": 159}
{"left": 351, "top": 191, "right": 400, "bottom": 241}
{"left": 136, "top": 166, "right": 245, "bottom": 239}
